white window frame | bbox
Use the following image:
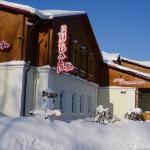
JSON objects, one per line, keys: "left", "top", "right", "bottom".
{"left": 72, "top": 92, "right": 77, "bottom": 113}
{"left": 80, "top": 95, "right": 84, "bottom": 113}
{"left": 59, "top": 89, "right": 65, "bottom": 112}
{"left": 88, "top": 96, "right": 92, "bottom": 113}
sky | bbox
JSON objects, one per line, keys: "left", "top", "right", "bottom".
{"left": 6, "top": 0, "right": 150, "bottom": 61}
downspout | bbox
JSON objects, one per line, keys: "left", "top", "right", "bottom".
{"left": 135, "top": 88, "right": 139, "bottom": 108}
{"left": 27, "top": 19, "right": 41, "bottom": 61}
{"left": 22, "top": 19, "right": 41, "bottom": 116}
{"left": 22, "top": 62, "right": 31, "bottom": 116}
{"left": 32, "top": 67, "right": 40, "bottom": 111}
{"left": 94, "top": 84, "right": 99, "bottom": 114}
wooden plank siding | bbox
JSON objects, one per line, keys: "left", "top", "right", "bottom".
{"left": 0, "top": 8, "right": 40, "bottom": 65}
{"left": 99, "top": 63, "right": 150, "bottom": 88}
{"left": 0, "top": 6, "right": 103, "bottom": 85}
{"left": 121, "top": 59, "right": 150, "bottom": 74}
{"left": 51, "top": 15, "right": 102, "bottom": 83}
{"left": 0, "top": 10, "right": 24, "bottom": 62}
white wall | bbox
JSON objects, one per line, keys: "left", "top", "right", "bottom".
{"left": 0, "top": 62, "right": 137, "bottom": 119}
{"left": 0, "top": 62, "right": 27, "bottom": 117}
{"left": 32, "top": 67, "right": 99, "bottom": 117}
{"left": 98, "top": 86, "right": 136, "bottom": 118}
{"left": 25, "top": 66, "right": 38, "bottom": 116}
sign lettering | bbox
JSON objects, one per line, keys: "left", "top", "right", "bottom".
{"left": 113, "top": 78, "right": 146, "bottom": 85}
{"left": 57, "top": 25, "right": 75, "bottom": 74}
{"left": 0, "top": 40, "right": 11, "bottom": 51}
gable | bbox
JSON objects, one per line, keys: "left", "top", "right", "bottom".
{"left": 50, "top": 15, "right": 102, "bottom": 82}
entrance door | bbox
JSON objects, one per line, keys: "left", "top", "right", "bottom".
{"left": 139, "top": 89, "right": 150, "bottom": 112}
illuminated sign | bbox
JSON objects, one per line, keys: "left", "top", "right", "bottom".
{"left": 57, "top": 25, "right": 74, "bottom": 74}
{"left": 113, "top": 78, "right": 146, "bottom": 85}
{"left": 0, "top": 40, "right": 11, "bottom": 52}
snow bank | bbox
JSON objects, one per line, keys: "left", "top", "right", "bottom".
{"left": 0, "top": 117, "right": 150, "bottom": 150}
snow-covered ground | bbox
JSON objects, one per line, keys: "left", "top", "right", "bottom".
{"left": 0, "top": 117, "right": 150, "bottom": 150}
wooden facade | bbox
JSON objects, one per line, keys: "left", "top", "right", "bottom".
{"left": 121, "top": 58, "right": 150, "bottom": 74}
{"left": 51, "top": 15, "right": 102, "bottom": 83}
{"left": 98, "top": 62, "right": 150, "bottom": 110}
{"left": 0, "top": 9, "right": 25, "bottom": 61}
{"left": 99, "top": 63, "right": 150, "bottom": 88}
{"left": 0, "top": 2, "right": 149, "bottom": 88}
{"left": 0, "top": 4, "right": 103, "bottom": 84}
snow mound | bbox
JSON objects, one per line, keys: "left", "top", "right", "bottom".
{"left": 0, "top": 117, "right": 150, "bottom": 150}
{"left": 127, "top": 108, "right": 142, "bottom": 115}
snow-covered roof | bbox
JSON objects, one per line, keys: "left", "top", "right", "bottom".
{"left": 38, "top": 65, "right": 99, "bottom": 87}
{"left": 102, "top": 51, "right": 120, "bottom": 61}
{"left": 102, "top": 51, "right": 150, "bottom": 80}
{"left": 0, "top": 60, "right": 28, "bottom": 66}
{"left": 0, "top": 1, "right": 86, "bottom": 19}
{"left": 105, "top": 60, "right": 150, "bottom": 80}
{"left": 121, "top": 57, "right": 150, "bottom": 68}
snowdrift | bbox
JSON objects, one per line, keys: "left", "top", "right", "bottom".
{"left": 0, "top": 117, "right": 150, "bottom": 150}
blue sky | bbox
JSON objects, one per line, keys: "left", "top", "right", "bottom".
{"left": 7, "top": 0, "right": 150, "bottom": 60}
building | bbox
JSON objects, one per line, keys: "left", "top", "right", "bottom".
{"left": 98, "top": 52, "right": 150, "bottom": 118}
{"left": 0, "top": 1, "right": 102, "bottom": 117}
{"left": 0, "top": 1, "right": 150, "bottom": 119}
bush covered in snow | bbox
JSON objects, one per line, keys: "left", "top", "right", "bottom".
{"left": 30, "top": 89, "right": 61, "bottom": 120}
{"left": 93, "top": 105, "right": 112, "bottom": 124}
{"left": 124, "top": 108, "right": 144, "bottom": 121}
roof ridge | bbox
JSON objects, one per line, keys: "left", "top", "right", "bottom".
{"left": 0, "top": 0, "right": 86, "bottom": 19}
{"left": 104, "top": 60, "right": 150, "bottom": 80}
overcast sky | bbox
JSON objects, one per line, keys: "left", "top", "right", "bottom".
{"left": 7, "top": 0, "right": 150, "bottom": 60}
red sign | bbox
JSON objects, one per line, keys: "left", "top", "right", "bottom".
{"left": 0, "top": 40, "right": 11, "bottom": 52}
{"left": 57, "top": 25, "right": 75, "bottom": 74}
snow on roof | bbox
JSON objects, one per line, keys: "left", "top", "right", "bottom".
{"left": 102, "top": 51, "right": 150, "bottom": 79}
{"left": 0, "top": 60, "right": 28, "bottom": 66}
{"left": 0, "top": 1, "right": 86, "bottom": 19}
{"left": 102, "top": 51, "right": 120, "bottom": 61}
{"left": 38, "top": 65, "right": 99, "bottom": 87}
{"left": 121, "top": 57, "right": 150, "bottom": 68}
{"left": 105, "top": 60, "right": 150, "bottom": 79}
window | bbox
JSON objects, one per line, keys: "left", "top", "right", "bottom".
{"left": 73, "top": 44, "right": 80, "bottom": 67}
{"left": 60, "top": 90, "right": 65, "bottom": 112}
{"left": 88, "top": 53, "right": 94, "bottom": 74}
{"left": 88, "top": 96, "right": 92, "bottom": 113}
{"left": 88, "top": 52, "right": 96, "bottom": 81}
{"left": 72, "top": 92, "right": 77, "bottom": 113}
{"left": 80, "top": 95, "right": 84, "bottom": 113}
{"left": 80, "top": 48, "right": 87, "bottom": 70}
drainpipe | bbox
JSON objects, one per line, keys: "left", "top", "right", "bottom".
{"left": 135, "top": 88, "right": 139, "bottom": 108}
{"left": 22, "top": 62, "right": 31, "bottom": 116}
{"left": 32, "top": 67, "right": 40, "bottom": 111}
{"left": 95, "top": 84, "right": 99, "bottom": 113}
{"left": 27, "top": 19, "right": 41, "bottom": 59}
{"left": 22, "top": 19, "right": 41, "bottom": 116}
